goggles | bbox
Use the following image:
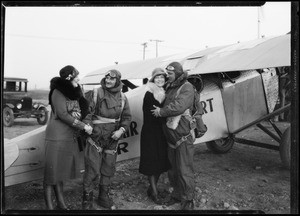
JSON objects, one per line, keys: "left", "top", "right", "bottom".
{"left": 105, "top": 70, "right": 117, "bottom": 78}
{"left": 166, "top": 65, "right": 175, "bottom": 71}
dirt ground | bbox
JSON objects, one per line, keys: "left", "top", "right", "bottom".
{"left": 3, "top": 118, "right": 291, "bottom": 214}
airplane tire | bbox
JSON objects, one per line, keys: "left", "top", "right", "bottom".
{"left": 37, "top": 107, "right": 49, "bottom": 125}
{"left": 279, "top": 126, "right": 291, "bottom": 169}
{"left": 3, "top": 107, "right": 14, "bottom": 127}
{"left": 206, "top": 137, "right": 234, "bottom": 154}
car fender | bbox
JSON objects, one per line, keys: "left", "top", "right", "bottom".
{"left": 33, "top": 103, "right": 46, "bottom": 111}
{"left": 38, "top": 104, "right": 48, "bottom": 110}
{"left": 5, "top": 103, "right": 15, "bottom": 109}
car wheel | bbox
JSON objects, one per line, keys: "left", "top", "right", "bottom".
{"left": 206, "top": 137, "right": 234, "bottom": 153}
{"left": 37, "top": 107, "right": 49, "bottom": 125}
{"left": 3, "top": 107, "right": 14, "bottom": 127}
{"left": 279, "top": 126, "right": 290, "bottom": 169}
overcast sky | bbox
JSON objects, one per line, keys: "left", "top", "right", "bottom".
{"left": 3, "top": 2, "right": 292, "bottom": 89}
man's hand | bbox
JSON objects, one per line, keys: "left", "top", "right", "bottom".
{"left": 111, "top": 128, "right": 125, "bottom": 140}
{"left": 84, "top": 124, "right": 93, "bottom": 135}
{"left": 151, "top": 105, "right": 161, "bottom": 117}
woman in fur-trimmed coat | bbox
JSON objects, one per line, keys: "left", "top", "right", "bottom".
{"left": 43, "top": 65, "right": 92, "bottom": 210}
{"left": 139, "top": 68, "right": 171, "bottom": 204}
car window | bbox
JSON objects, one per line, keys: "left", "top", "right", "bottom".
{"left": 6, "top": 82, "right": 17, "bottom": 91}
{"left": 4, "top": 81, "right": 27, "bottom": 92}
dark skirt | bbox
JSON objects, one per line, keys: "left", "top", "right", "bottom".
{"left": 139, "top": 124, "right": 171, "bottom": 176}
{"left": 44, "top": 139, "right": 84, "bottom": 185}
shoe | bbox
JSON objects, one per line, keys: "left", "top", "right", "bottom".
{"left": 150, "top": 194, "right": 164, "bottom": 205}
{"left": 56, "top": 205, "right": 70, "bottom": 210}
{"left": 164, "top": 197, "right": 181, "bottom": 206}
{"left": 147, "top": 187, "right": 163, "bottom": 205}
{"left": 181, "top": 200, "right": 194, "bottom": 210}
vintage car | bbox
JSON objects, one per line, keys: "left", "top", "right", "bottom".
{"left": 3, "top": 77, "right": 49, "bottom": 127}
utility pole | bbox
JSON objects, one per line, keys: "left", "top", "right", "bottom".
{"left": 150, "top": 39, "right": 163, "bottom": 57}
{"left": 141, "top": 42, "right": 148, "bottom": 60}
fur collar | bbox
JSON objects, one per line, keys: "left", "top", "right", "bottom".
{"left": 146, "top": 82, "right": 165, "bottom": 104}
{"left": 48, "top": 77, "right": 89, "bottom": 119}
{"left": 49, "top": 77, "right": 83, "bottom": 101}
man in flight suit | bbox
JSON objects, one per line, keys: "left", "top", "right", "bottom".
{"left": 82, "top": 69, "right": 131, "bottom": 210}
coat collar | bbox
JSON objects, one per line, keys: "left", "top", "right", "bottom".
{"left": 49, "top": 77, "right": 83, "bottom": 103}
{"left": 166, "top": 71, "right": 188, "bottom": 89}
{"left": 99, "top": 78, "right": 124, "bottom": 109}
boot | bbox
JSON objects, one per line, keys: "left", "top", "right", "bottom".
{"left": 97, "top": 185, "right": 114, "bottom": 209}
{"left": 181, "top": 200, "right": 194, "bottom": 210}
{"left": 82, "top": 191, "right": 94, "bottom": 210}
{"left": 164, "top": 196, "right": 181, "bottom": 206}
{"left": 44, "top": 184, "right": 54, "bottom": 210}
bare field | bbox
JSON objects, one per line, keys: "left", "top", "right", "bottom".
{"left": 3, "top": 120, "right": 291, "bottom": 213}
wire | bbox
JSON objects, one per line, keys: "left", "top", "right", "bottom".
{"left": 6, "top": 33, "right": 196, "bottom": 51}
{"left": 6, "top": 33, "right": 139, "bottom": 45}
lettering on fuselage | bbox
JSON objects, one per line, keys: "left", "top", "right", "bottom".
{"left": 118, "top": 121, "right": 138, "bottom": 155}
{"left": 123, "top": 121, "right": 138, "bottom": 138}
{"left": 117, "top": 142, "right": 128, "bottom": 155}
{"left": 200, "top": 98, "right": 214, "bottom": 114}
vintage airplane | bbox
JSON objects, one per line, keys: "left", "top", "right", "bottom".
{"left": 4, "top": 33, "right": 291, "bottom": 187}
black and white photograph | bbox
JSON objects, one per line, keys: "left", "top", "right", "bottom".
{"left": 1, "top": 1, "right": 298, "bottom": 214}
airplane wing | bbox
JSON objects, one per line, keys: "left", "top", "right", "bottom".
{"left": 188, "top": 33, "right": 291, "bottom": 74}
{"left": 80, "top": 55, "right": 172, "bottom": 84}
{"left": 80, "top": 33, "right": 290, "bottom": 83}
{"left": 4, "top": 139, "right": 19, "bottom": 171}
{"left": 80, "top": 50, "right": 199, "bottom": 84}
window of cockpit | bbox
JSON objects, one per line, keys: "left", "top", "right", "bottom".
{"left": 220, "top": 71, "right": 241, "bottom": 80}
{"left": 183, "top": 57, "right": 203, "bottom": 72}
{"left": 187, "top": 75, "right": 204, "bottom": 93}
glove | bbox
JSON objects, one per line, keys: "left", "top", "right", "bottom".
{"left": 84, "top": 124, "right": 93, "bottom": 135}
{"left": 111, "top": 127, "right": 125, "bottom": 140}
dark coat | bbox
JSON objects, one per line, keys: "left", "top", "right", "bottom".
{"left": 45, "top": 77, "right": 89, "bottom": 141}
{"left": 44, "top": 77, "right": 89, "bottom": 185}
{"left": 139, "top": 83, "right": 171, "bottom": 175}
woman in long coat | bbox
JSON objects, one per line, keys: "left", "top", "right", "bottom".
{"left": 44, "top": 65, "right": 92, "bottom": 210}
{"left": 139, "top": 68, "right": 171, "bottom": 204}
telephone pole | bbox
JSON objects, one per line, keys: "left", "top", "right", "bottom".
{"left": 141, "top": 42, "right": 148, "bottom": 60}
{"left": 150, "top": 39, "right": 163, "bottom": 57}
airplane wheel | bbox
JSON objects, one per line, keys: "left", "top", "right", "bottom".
{"left": 279, "top": 126, "right": 290, "bottom": 169}
{"left": 206, "top": 137, "right": 234, "bottom": 154}
{"left": 3, "top": 107, "right": 14, "bottom": 127}
{"left": 37, "top": 107, "right": 49, "bottom": 125}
